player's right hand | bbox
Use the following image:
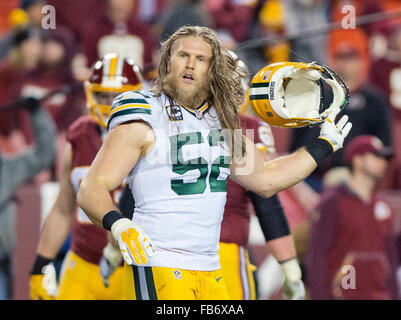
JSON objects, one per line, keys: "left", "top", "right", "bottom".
{"left": 318, "top": 105, "right": 352, "bottom": 152}
{"left": 30, "top": 263, "right": 58, "bottom": 300}
{"left": 111, "top": 218, "right": 155, "bottom": 265}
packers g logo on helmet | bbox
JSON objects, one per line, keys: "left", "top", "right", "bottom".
{"left": 85, "top": 53, "right": 143, "bottom": 128}
{"left": 249, "top": 61, "right": 349, "bottom": 128}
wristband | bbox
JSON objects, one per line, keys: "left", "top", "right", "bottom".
{"left": 305, "top": 138, "right": 333, "bottom": 165}
{"left": 31, "top": 254, "right": 53, "bottom": 275}
{"left": 102, "top": 210, "right": 124, "bottom": 231}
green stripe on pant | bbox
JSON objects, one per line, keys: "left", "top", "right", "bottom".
{"left": 132, "top": 266, "right": 158, "bottom": 300}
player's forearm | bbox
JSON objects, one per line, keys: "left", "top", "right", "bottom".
{"left": 36, "top": 208, "right": 73, "bottom": 259}
{"left": 262, "top": 148, "right": 317, "bottom": 197}
{"left": 77, "top": 177, "right": 117, "bottom": 229}
{"left": 266, "top": 235, "right": 297, "bottom": 263}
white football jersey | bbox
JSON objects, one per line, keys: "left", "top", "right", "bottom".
{"left": 108, "top": 90, "right": 232, "bottom": 270}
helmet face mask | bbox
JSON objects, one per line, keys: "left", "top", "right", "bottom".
{"left": 249, "top": 62, "right": 349, "bottom": 128}
{"left": 85, "top": 53, "right": 143, "bottom": 128}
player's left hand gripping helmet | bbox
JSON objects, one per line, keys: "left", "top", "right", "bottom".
{"left": 249, "top": 61, "right": 349, "bottom": 128}
{"left": 85, "top": 53, "right": 143, "bottom": 128}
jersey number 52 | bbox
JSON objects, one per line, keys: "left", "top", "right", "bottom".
{"left": 169, "top": 130, "right": 231, "bottom": 195}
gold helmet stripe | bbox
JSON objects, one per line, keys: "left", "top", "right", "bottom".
{"left": 108, "top": 54, "right": 118, "bottom": 82}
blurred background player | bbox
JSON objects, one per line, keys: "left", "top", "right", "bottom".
{"left": 0, "top": 97, "right": 56, "bottom": 300}
{"left": 219, "top": 114, "right": 305, "bottom": 300}
{"left": 307, "top": 135, "right": 398, "bottom": 300}
{"left": 219, "top": 55, "right": 304, "bottom": 300}
{"left": 29, "top": 53, "right": 143, "bottom": 299}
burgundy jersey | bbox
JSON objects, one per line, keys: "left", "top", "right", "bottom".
{"left": 0, "top": 61, "right": 22, "bottom": 136}
{"left": 307, "top": 184, "right": 398, "bottom": 300}
{"left": 369, "top": 57, "right": 401, "bottom": 120}
{"left": 66, "top": 115, "right": 119, "bottom": 264}
{"left": 220, "top": 114, "right": 275, "bottom": 247}
{"left": 369, "top": 57, "right": 401, "bottom": 174}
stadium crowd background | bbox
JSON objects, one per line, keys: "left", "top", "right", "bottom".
{"left": 0, "top": 0, "right": 401, "bottom": 300}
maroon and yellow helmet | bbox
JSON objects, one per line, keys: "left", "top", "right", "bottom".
{"left": 249, "top": 61, "right": 349, "bottom": 128}
{"left": 226, "top": 50, "right": 250, "bottom": 114}
{"left": 85, "top": 53, "right": 143, "bottom": 128}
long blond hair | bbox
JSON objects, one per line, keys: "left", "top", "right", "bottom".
{"left": 153, "top": 26, "right": 246, "bottom": 153}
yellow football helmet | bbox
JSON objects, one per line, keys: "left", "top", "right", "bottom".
{"left": 249, "top": 61, "right": 349, "bottom": 128}
{"left": 85, "top": 53, "right": 143, "bottom": 128}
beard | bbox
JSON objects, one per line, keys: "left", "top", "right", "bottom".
{"left": 162, "top": 72, "right": 211, "bottom": 108}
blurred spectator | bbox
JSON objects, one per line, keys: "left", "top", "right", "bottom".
{"left": 237, "top": 0, "right": 289, "bottom": 77}
{"left": 330, "top": 0, "right": 389, "bottom": 37}
{"left": 0, "top": 8, "right": 29, "bottom": 61}
{"left": 204, "top": 0, "right": 256, "bottom": 43}
{"left": 329, "top": 1, "right": 398, "bottom": 62}
{"left": 17, "top": 26, "right": 84, "bottom": 181}
{"left": 156, "top": 0, "right": 210, "bottom": 42}
{"left": 21, "top": 0, "right": 47, "bottom": 29}
{"left": 18, "top": 26, "right": 83, "bottom": 135}
{"left": 0, "top": 99, "right": 56, "bottom": 300}
{"left": 370, "top": 25, "right": 401, "bottom": 188}
{"left": 46, "top": 0, "right": 167, "bottom": 52}
{"left": 0, "top": 0, "right": 49, "bottom": 61}
{"left": 282, "top": 0, "right": 330, "bottom": 64}
{"left": 80, "top": 0, "right": 156, "bottom": 70}
{"left": 256, "top": 0, "right": 289, "bottom": 63}
{"left": 290, "top": 41, "right": 393, "bottom": 191}
{"left": 0, "top": 27, "right": 43, "bottom": 152}
{"left": 133, "top": 0, "right": 168, "bottom": 24}
{"left": 47, "top": 0, "right": 105, "bottom": 44}
{"left": 307, "top": 135, "right": 398, "bottom": 300}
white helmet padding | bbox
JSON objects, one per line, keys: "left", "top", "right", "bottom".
{"left": 268, "top": 62, "right": 348, "bottom": 125}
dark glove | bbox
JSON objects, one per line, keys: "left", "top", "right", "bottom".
{"left": 21, "top": 97, "right": 40, "bottom": 112}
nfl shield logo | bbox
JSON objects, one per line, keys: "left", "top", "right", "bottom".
{"left": 195, "top": 109, "right": 203, "bottom": 120}
{"left": 173, "top": 270, "right": 182, "bottom": 280}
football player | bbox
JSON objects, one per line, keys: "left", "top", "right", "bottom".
{"left": 29, "top": 53, "right": 143, "bottom": 299}
{"left": 77, "top": 26, "right": 351, "bottom": 300}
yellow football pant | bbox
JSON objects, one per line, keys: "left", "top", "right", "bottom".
{"left": 219, "top": 242, "right": 257, "bottom": 300}
{"left": 123, "top": 264, "right": 230, "bottom": 300}
{"left": 56, "top": 250, "right": 125, "bottom": 300}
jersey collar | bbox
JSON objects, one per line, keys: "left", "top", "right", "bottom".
{"left": 181, "top": 101, "right": 210, "bottom": 120}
